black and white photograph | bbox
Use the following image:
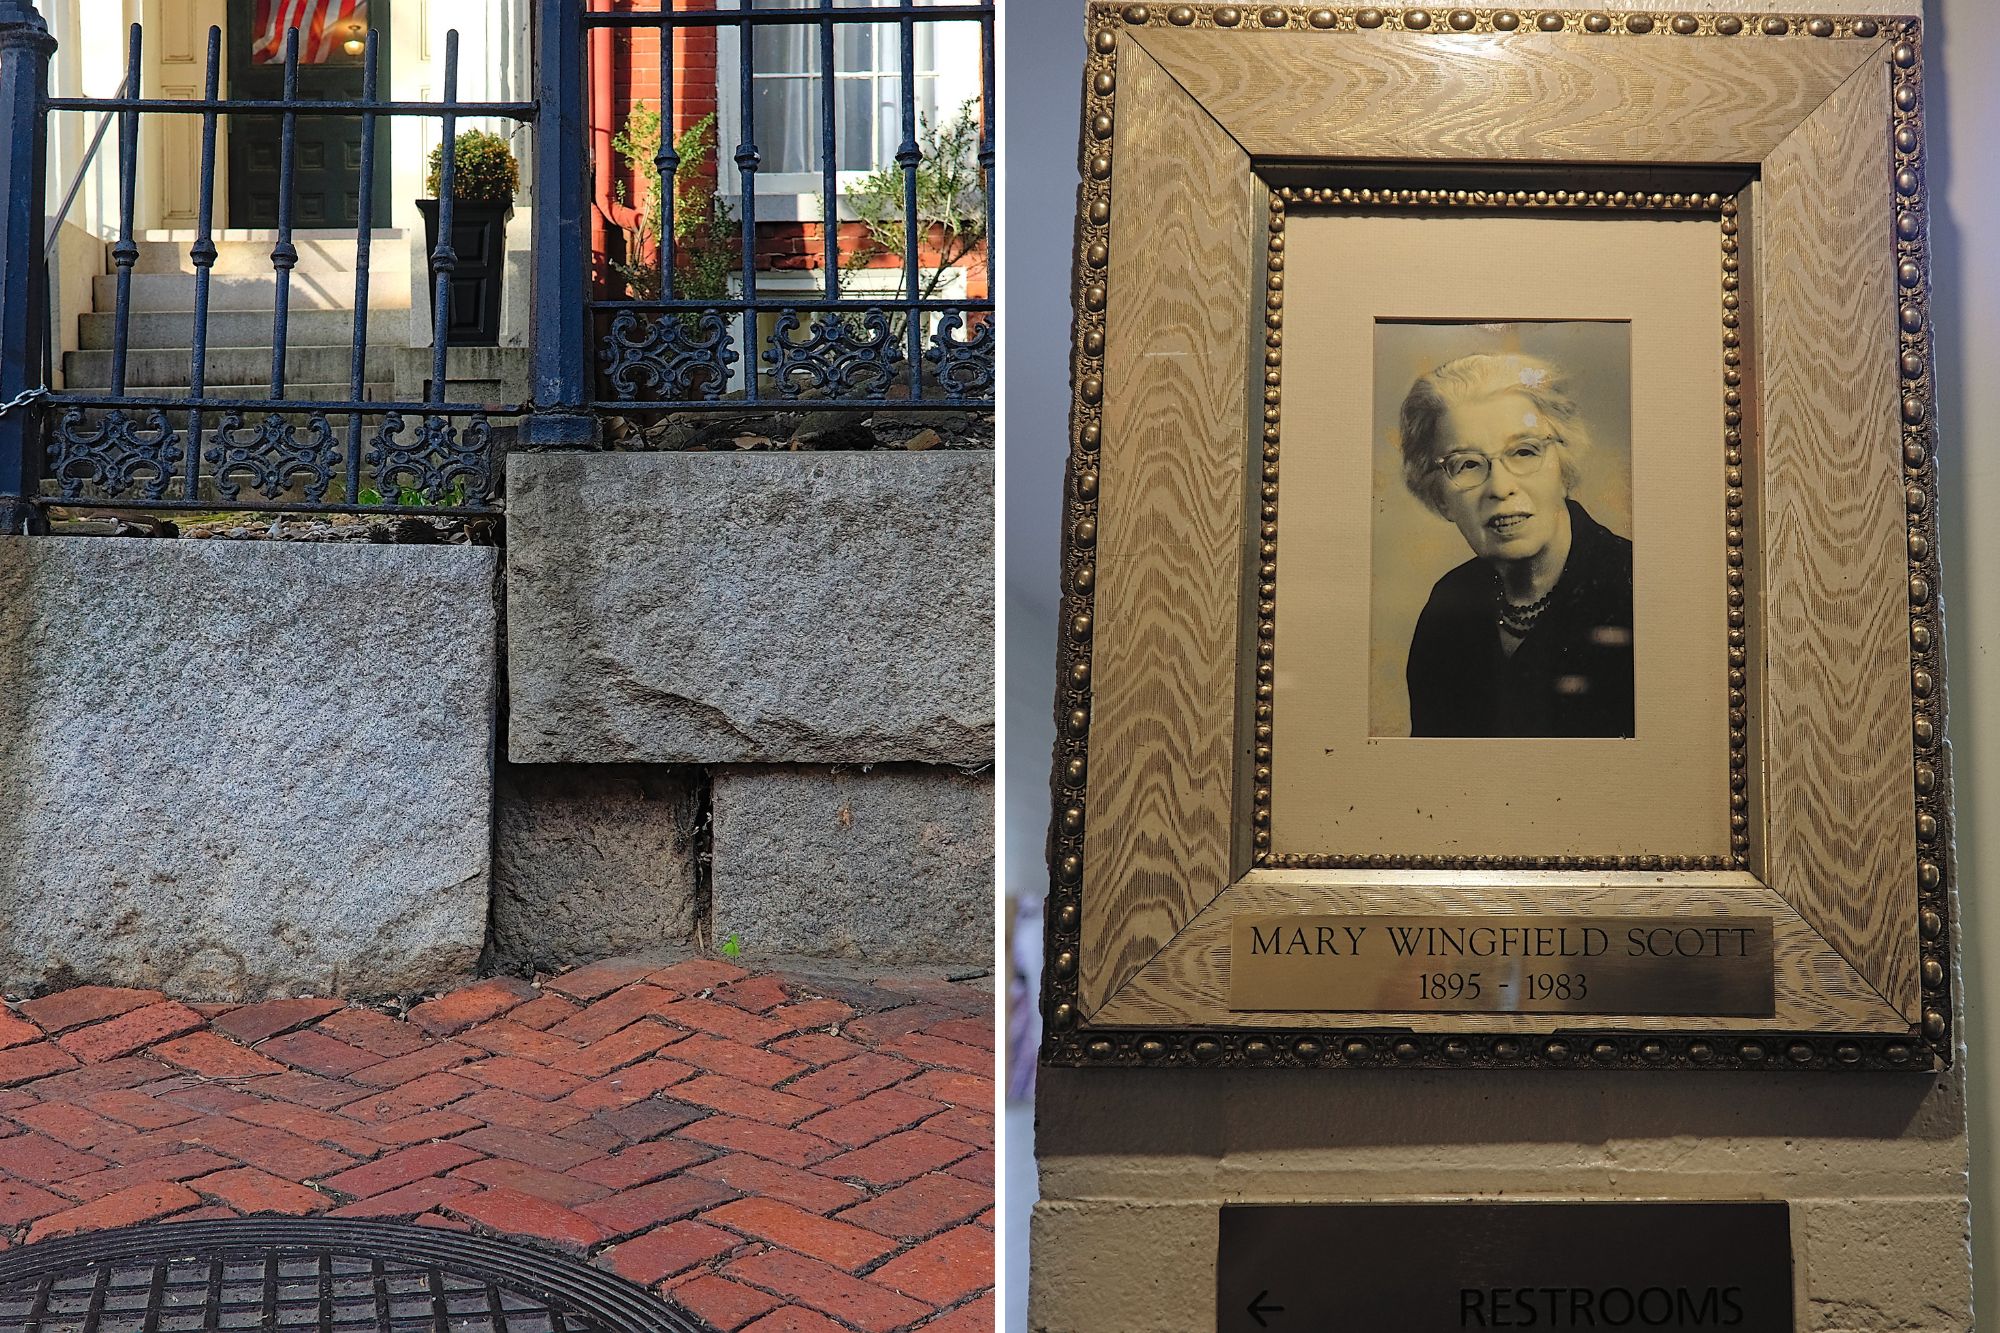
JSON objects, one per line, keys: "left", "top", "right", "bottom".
{"left": 1370, "top": 320, "right": 1636, "bottom": 739}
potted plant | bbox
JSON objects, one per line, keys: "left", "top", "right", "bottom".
{"left": 416, "top": 128, "right": 518, "bottom": 346}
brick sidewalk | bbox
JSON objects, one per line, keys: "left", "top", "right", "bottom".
{"left": 0, "top": 958, "right": 994, "bottom": 1333}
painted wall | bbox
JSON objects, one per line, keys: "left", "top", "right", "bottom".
{"left": 41, "top": 0, "right": 134, "bottom": 262}
{"left": 1005, "top": 1, "right": 1994, "bottom": 1328}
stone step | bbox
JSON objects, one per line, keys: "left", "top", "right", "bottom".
{"left": 94, "top": 272, "right": 412, "bottom": 313}
{"left": 64, "top": 346, "right": 393, "bottom": 391}
{"left": 52, "top": 381, "right": 396, "bottom": 404}
{"left": 77, "top": 309, "right": 401, "bottom": 351}
{"left": 128, "top": 231, "right": 413, "bottom": 278}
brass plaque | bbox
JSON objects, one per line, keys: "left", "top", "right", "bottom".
{"left": 1229, "top": 915, "right": 1774, "bottom": 1015}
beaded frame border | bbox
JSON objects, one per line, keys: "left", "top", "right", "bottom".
{"left": 1254, "top": 184, "right": 1750, "bottom": 874}
{"left": 1042, "top": 7, "right": 1950, "bottom": 1073}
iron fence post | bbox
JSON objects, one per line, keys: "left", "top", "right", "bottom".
{"left": 0, "top": 0, "right": 52, "bottom": 533}
{"left": 525, "top": 0, "right": 599, "bottom": 449}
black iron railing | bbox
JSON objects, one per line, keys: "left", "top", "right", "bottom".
{"left": 0, "top": 0, "right": 995, "bottom": 532}
{"left": 10, "top": 8, "right": 534, "bottom": 522}
{"left": 583, "top": 1, "right": 995, "bottom": 413}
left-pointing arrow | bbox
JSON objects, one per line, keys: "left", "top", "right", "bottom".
{"left": 1247, "top": 1290, "right": 1285, "bottom": 1328}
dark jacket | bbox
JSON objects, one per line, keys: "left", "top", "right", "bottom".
{"left": 1405, "top": 500, "right": 1634, "bottom": 737}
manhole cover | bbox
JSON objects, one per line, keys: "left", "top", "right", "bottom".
{"left": 0, "top": 1219, "right": 718, "bottom": 1333}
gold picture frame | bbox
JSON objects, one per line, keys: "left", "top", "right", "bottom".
{"left": 1041, "top": 5, "right": 1951, "bottom": 1071}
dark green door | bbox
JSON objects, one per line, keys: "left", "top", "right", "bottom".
{"left": 225, "top": 0, "right": 391, "bottom": 229}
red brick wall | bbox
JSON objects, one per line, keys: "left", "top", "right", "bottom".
{"left": 602, "top": 0, "right": 719, "bottom": 199}
{"left": 593, "top": 0, "right": 720, "bottom": 289}
{"left": 757, "top": 222, "right": 988, "bottom": 301}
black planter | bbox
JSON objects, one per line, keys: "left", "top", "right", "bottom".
{"left": 416, "top": 198, "right": 513, "bottom": 347}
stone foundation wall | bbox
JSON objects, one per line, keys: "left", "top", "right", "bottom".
{"left": 0, "top": 537, "right": 499, "bottom": 1000}
{"left": 0, "top": 448, "right": 994, "bottom": 997}
{"left": 712, "top": 766, "right": 992, "bottom": 966}
{"left": 501, "top": 450, "right": 995, "bottom": 972}
{"left": 505, "top": 451, "right": 993, "bottom": 766}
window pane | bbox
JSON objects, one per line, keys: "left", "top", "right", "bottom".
{"left": 837, "top": 76, "right": 880, "bottom": 172}
{"left": 741, "top": 4, "right": 950, "bottom": 178}
{"left": 836, "top": 22, "right": 880, "bottom": 70}
{"left": 751, "top": 18, "right": 818, "bottom": 77}
{"left": 755, "top": 79, "right": 819, "bottom": 174}
{"left": 876, "top": 76, "right": 903, "bottom": 169}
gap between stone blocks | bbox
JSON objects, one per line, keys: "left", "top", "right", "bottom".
{"left": 490, "top": 760, "right": 995, "bottom": 985}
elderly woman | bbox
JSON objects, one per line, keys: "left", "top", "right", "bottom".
{"left": 1397, "top": 353, "right": 1634, "bottom": 738}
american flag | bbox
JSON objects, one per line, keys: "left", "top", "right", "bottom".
{"left": 251, "top": 0, "right": 370, "bottom": 65}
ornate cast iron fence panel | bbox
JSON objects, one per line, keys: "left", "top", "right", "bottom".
{"left": 583, "top": 2, "right": 995, "bottom": 414}
{"left": 0, "top": 2, "right": 538, "bottom": 526}
{"left": 0, "top": 0, "right": 996, "bottom": 532}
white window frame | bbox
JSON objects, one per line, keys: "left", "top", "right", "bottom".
{"left": 753, "top": 260, "right": 970, "bottom": 303}
{"left": 714, "top": 2, "right": 983, "bottom": 223}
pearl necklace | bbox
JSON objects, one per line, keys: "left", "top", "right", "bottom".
{"left": 1496, "top": 583, "right": 1555, "bottom": 636}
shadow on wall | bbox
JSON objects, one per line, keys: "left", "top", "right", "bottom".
{"left": 0, "top": 545, "right": 40, "bottom": 960}
{"left": 1038, "top": 1065, "right": 1953, "bottom": 1161}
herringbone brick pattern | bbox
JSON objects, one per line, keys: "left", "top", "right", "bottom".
{"left": 0, "top": 959, "right": 995, "bottom": 1333}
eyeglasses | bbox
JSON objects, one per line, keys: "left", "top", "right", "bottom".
{"left": 1432, "top": 438, "right": 1558, "bottom": 492}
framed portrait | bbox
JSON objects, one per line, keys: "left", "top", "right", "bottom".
{"left": 1041, "top": 5, "right": 1952, "bottom": 1071}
